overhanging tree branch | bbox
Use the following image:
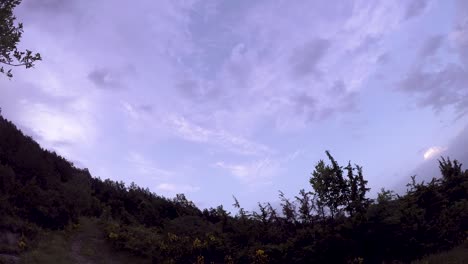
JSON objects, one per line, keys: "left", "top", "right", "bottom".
{"left": 0, "top": 0, "right": 41, "bottom": 78}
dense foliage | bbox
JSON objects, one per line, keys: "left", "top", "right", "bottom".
{"left": 1, "top": 114, "right": 467, "bottom": 263}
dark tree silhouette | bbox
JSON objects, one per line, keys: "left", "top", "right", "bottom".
{"left": 0, "top": 0, "right": 41, "bottom": 78}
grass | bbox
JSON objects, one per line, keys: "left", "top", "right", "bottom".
{"left": 412, "top": 241, "right": 468, "bottom": 264}
{"left": 15, "top": 217, "right": 468, "bottom": 264}
{"left": 17, "top": 217, "right": 150, "bottom": 264}
{"left": 18, "top": 230, "right": 73, "bottom": 264}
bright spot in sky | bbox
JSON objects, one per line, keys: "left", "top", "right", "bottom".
{"left": 423, "top": 146, "right": 447, "bottom": 160}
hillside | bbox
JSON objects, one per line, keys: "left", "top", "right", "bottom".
{"left": 17, "top": 217, "right": 149, "bottom": 264}
{"left": 412, "top": 241, "right": 468, "bottom": 264}
{"left": 1, "top": 114, "right": 468, "bottom": 263}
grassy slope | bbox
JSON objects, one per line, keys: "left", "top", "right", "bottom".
{"left": 18, "top": 218, "right": 150, "bottom": 264}
{"left": 412, "top": 241, "right": 468, "bottom": 264}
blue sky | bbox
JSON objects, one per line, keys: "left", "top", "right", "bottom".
{"left": 1, "top": 0, "right": 468, "bottom": 211}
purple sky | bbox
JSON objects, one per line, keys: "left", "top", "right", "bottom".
{"left": 1, "top": 0, "right": 468, "bottom": 211}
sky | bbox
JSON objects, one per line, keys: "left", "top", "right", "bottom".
{"left": 1, "top": 0, "right": 468, "bottom": 211}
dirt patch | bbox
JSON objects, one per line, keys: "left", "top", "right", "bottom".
{"left": 70, "top": 234, "right": 93, "bottom": 264}
{"left": 68, "top": 218, "right": 150, "bottom": 264}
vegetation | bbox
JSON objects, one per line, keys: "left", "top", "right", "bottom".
{"left": 0, "top": 114, "right": 467, "bottom": 263}
{"left": 412, "top": 241, "right": 468, "bottom": 264}
{"left": 17, "top": 217, "right": 150, "bottom": 264}
{"left": 0, "top": 0, "right": 41, "bottom": 78}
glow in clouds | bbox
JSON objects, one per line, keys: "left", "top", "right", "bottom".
{"left": 423, "top": 146, "right": 447, "bottom": 160}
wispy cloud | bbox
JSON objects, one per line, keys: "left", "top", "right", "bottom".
{"left": 156, "top": 183, "right": 200, "bottom": 195}
{"left": 167, "top": 115, "right": 272, "bottom": 156}
{"left": 215, "top": 159, "right": 278, "bottom": 187}
{"left": 127, "top": 152, "right": 173, "bottom": 179}
{"left": 215, "top": 150, "right": 303, "bottom": 187}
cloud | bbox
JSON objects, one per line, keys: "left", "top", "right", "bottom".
{"left": 12, "top": 98, "right": 97, "bottom": 164}
{"left": 121, "top": 102, "right": 154, "bottom": 121}
{"left": 215, "top": 150, "right": 302, "bottom": 187}
{"left": 445, "top": 124, "right": 468, "bottom": 163}
{"left": 215, "top": 159, "right": 278, "bottom": 187}
{"left": 396, "top": 28, "right": 467, "bottom": 113}
{"left": 423, "top": 146, "right": 447, "bottom": 160}
{"left": 398, "top": 64, "right": 468, "bottom": 112}
{"left": 156, "top": 183, "right": 200, "bottom": 194}
{"left": 289, "top": 79, "right": 359, "bottom": 121}
{"left": 419, "top": 35, "right": 444, "bottom": 57}
{"left": 127, "top": 152, "right": 173, "bottom": 179}
{"left": 451, "top": 0, "right": 468, "bottom": 67}
{"left": 88, "top": 64, "right": 136, "bottom": 90}
{"left": 119, "top": 100, "right": 275, "bottom": 157}
{"left": 88, "top": 68, "right": 122, "bottom": 90}
{"left": 377, "top": 52, "right": 390, "bottom": 64}
{"left": 352, "top": 35, "right": 382, "bottom": 55}
{"left": 403, "top": 0, "right": 430, "bottom": 20}
{"left": 23, "top": 0, "right": 73, "bottom": 12}
{"left": 289, "top": 38, "right": 330, "bottom": 78}
{"left": 292, "top": 93, "right": 317, "bottom": 118}
{"left": 15, "top": 0, "right": 418, "bottom": 144}
{"left": 19, "top": 100, "right": 95, "bottom": 147}
{"left": 9, "top": 0, "right": 463, "bottom": 210}
{"left": 161, "top": 0, "right": 409, "bottom": 135}
{"left": 167, "top": 115, "right": 272, "bottom": 156}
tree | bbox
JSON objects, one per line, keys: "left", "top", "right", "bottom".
{"left": 278, "top": 190, "right": 296, "bottom": 223}
{"left": 310, "top": 151, "right": 370, "bottom": 218}
{"left": 345, "top": 163, "right": 370, "bottom": 216}
{"left": 310, "top": 151, "right": 349, "bottom": 218}
{"left": 233, "top": 195, "right": 248, "bottom": 221}
{"left": 295, "top": 189, "right": 314, "bottom": 223}
{"left": 0, "top": 0, "right": 41, "bottom": 78}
